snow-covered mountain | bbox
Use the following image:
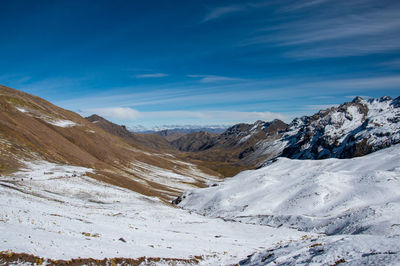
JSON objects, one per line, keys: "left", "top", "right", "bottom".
{"left": 166, "top": 96, "right": 400, "bottom": 171}
{"left": 216, "top": 96, "right": 400, "bottom": 165}
{"left": 131, "top": 125, "right": 227, "bottom": 134}
{"left": 277, "top": 96, "right": 400, "bottom": 160}
{"left": 177, "top": 144, "right": 400, "bottom": 264}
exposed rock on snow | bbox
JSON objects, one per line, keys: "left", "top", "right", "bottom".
{"left": 239, "top": 235, "right": 400, "bottom": 265}
{"left": 263, "top": 96, "right": 400, "bottom": 160}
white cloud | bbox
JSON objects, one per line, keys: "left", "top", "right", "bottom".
{"left": 202, "top": 5, "right": 246, "bottom": 22}
{"left": 308, "top": 76, "right": 400, "bottom": 90}
{"left": 85, "top": 108, "right": 288, "bottom": 124}
{"left": 143, "top": 110, "right": 287, "bottom": 121}
{"left": 201, "top": 1, "right": 275, "bottom": 22}
{"left": 187, "top": 75, "right": 242, "bottom": 83}
{"left": 281, "top": 0, "right": 330, "bottom": 12}
{"left": 135, "top": 73, "right": 168, "bottom": 78}
{"left": 304, "top": 104, "right": 338, "bottom": 111}
{"left": 88, "top": 107, "right": 141, "bottom": 120}
{"left": 241, "top": 2, "right": 400, "bottom": 58}
{"left": 379, "top": 59, "right": 400, "bottom": 68}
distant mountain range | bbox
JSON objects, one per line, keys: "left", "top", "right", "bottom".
{"left": 164, "top": 96, "right": 400, "bottom": 169}
{"left": 85, "top": 95, "right": 400, "bottom": 176}
{"left": 130, "top": 125, "right": 228, "bottom": 134}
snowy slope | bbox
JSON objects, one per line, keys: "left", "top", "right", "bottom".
{"left": 178, "top": 145, "right": 400, "bottom": 264}
{"left": 239, "top": 234, "right": 400, "bottom": 265}
{"left": 178, "top": 144, "right": 400, "bottom": 234}
{"left": 0, "top": 161, "right": 304, "bottom": 264}
{"left": 213, "top": 96, "right": 400, "bottom": 165}
{"left": 261, "top": 96, "right": 400, "bottom": 160}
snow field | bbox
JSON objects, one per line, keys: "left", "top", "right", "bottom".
{"left": 0, "top": 161, "right": 304, "bottom": 265}
{"left": 179, "top": 145, "right": 400, "bottom": 264}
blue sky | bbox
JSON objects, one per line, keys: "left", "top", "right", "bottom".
{"left": 1, "top": 0, "right": 400, "bottom": 129}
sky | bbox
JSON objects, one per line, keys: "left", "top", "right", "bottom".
{"left": 1, "top": 0, "right": 400, "bottom": 130}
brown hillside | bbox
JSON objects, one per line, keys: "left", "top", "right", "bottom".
{"left": 169, "top": 120, "right": 287, "bottom": 175}
{"left": 170, "top": 131, "right": 218, "bottom": 152}
{"left": 0, "top": 85, "right": 221, "bottom": 201}
{"left": 154, "top": 129, "right": 187, "bottom": 141}
{"left": 86, "top": 114, "right": 173, "bottom": 151}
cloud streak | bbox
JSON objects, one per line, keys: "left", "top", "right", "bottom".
{"left": 281, "top": 0, "right": 330, "bottom": 12}
{"left": 241, "top": 1, "right": 400, "bottom": 58}
{"left": 187, "top": 74, "right": 243, "bottom": 83}
{"left": 134, "top": 73, "right": 168, "bottom": 78}
{"left": 56, "top": 74, "right": 400, "bottom": 115}
{"left": 202, "top": 5, "right": 246, "bottom": 22}
{"left": 84, "top": 107, "right": 288, "bottom": 124}
{"left": 88, "top": 107, "right": 141, "bottom": 120}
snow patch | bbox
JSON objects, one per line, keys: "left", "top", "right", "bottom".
{"left": 46, "top": 119, "right": 77, "bottom": 128}
{"left": 16, "top": 107, "right": 28, "bottom": 113}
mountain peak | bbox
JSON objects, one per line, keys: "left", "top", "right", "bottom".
{"left": 351, "top": 96, "right": 364, "bottom": 103}
{"left": 86, "top": 114, "right": 107, "bottom": 123}
{"left": 379, "top": 96, "right": 392, "bottom": 102}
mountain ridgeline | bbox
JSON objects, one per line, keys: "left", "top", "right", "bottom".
{"left": 0, "top": 85, "right": 221, "bottom": 201}
{"left": 84, "top": 96, "right": 400, "bottom": 174}
{"left": 1, "top": 83, "right": 399, "bottom": 181}
{"left": 140, "top": 96, "right": 400, "bottom": 168}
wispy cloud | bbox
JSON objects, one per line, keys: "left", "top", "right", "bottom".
{"left": 134, "top": 73, "right": 168, "bottom": 78}
{"left": 84, "top": 107, "right": 287, "bottom": 123}
{"left": 311, "top": 96, "right": 336, "bottom": 100}
{"left": 278, "top": 11, "right": 400, "bottom": 46}
{"left": 56, "top": 74, "right": 400, "bottom": 114}
{"left": 307, "top": 75, "right": 400, "bottom": 90}
{"left": 187, "top": 74, "right": 242, "bottom": 83}
{"left": 379, "top": 59, "right": 400, "bottom": 69}
{"left": 200, "top": 1, "right": 274, "bottom": 22}
{"left": 88, "top": 107, "right": 140, "bottom": 120}
{"left": 202, "top": 5, "right": 246, "bottom": 22}
{"left": 304, "top": 104, "right": 338, "bottom": 111}
{"left": 281, "top": 0, "right": 331, "bottom": 12}
{"left": 241, "top": 1, "right": 400, "bottom": 58}
{"left": 0, "top": 74, "right": 32, "bottom": 87}
{"left": 3, "top": 76, "right": 90, "bottom": 96}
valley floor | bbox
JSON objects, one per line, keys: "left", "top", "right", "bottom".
{"left": 0, "top": 161, "right": 304, "bottom": 265}
{"left": 2, "top": 146, "right": 400, "bottom": 265}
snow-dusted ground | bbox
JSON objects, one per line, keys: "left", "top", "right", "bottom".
{"left": 46, "top": 119, "right": 76, "bottom": 128}
{"left": 128, "top": 160, "right": 219, "bottom": 193}
{"left": 3, "top": 146, "right": 400, "bottom": 264}
{"left": 16, "top": 107, "right": 28, "bottom": 113}
{"left": 179, "top": 145, "right": 400, "bottom": 264}
{"left": 240, "top": 234, "right": 400, "bottom": 265}
{"left": 0, "top": 161, "right": 304, "bottom": 264}
{"left": 15, "top": 105, "right": 77, "bottom": 128}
